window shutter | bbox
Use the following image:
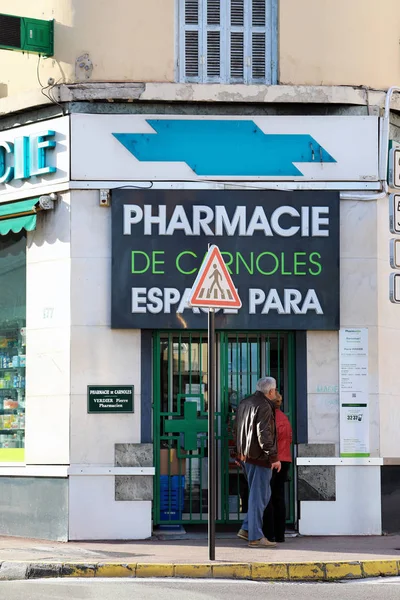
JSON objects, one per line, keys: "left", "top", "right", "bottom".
{"left": 185, "top": 0, "right": 199, "bottom": 23}
{"left": 207, "top": 0, "right": 220, "bottom": 23}
{"left": 231, "top": 0, "right": 244, "bottom": 25}
{"left": 207, "top": 31, "right": 220, "bottom": 77}
{"left": 252, "top": 32, "right": 266, "bottom": 79}
{"left": 250, "top": 0, "right": 267, "bottom": 82}
{"left": 179, "top": 0, "right": 275, "bottom": 84}
{"left": 205, "top": 0, "right": 221, "bottom": 80}
{"left": 185, "top": 31, "right": 200, "bottom": 78}
{"left": 230, "top": 32, "right": 244, "bottom": 79}
{"left": 182, "top": 0, "right": 201, "bottom": 80}
{"left": 229, "top": 0, "right": 244, "bottom": 81}
{"left": 252, "top": 0, "right": 265, "bottom": 25}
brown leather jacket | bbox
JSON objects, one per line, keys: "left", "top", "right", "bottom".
{"left": 235, "top": 390, "right": 278, "bottom": 468}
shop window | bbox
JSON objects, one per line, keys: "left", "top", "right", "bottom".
{"left": 0, "top": 232, "right": 26, "bottom": 463}
{"left": 178, "top": 0, "right": 278, "bottom": 84}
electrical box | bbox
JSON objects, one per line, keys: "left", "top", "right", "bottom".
{"left": 0, "top": 13, "right": 54, "bottom": 57}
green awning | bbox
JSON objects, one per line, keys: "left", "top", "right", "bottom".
{"left": 0, "top": 198, "right": 38, "bottom": 236}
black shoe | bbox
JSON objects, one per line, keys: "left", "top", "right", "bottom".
{"left": 275, "top": 537, "right": 285, "bottom": 543}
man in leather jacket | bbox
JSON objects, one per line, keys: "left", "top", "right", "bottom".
{"left": 235, "top": 377, "right": 281, "bottom": 547}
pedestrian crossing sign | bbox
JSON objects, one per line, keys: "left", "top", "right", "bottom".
{"left": 188, "top": 245, "right": 242, "bottom": 309}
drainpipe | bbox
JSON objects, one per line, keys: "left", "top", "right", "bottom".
{"left": 340, "top": 86, "right": 400, "bottom": 201}
{"left": 339, "top": 181, "right": 388, "bottom": 202}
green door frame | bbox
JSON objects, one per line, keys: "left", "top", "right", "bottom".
{"left": 219, "top": 332, "right": 296, "bottom": 525}
{"left": 153, "top": 330, "right": 296, "bottom": 526}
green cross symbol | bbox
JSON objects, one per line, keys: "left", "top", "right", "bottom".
{"left": 164, "top": 401, "right": 208, "bottom": 451}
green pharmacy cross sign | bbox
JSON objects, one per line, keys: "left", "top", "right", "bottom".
{"left": 164, "top": 401, "right": 208, "bottom": 451}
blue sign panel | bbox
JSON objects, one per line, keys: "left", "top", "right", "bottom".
{"left": 113, "top": 119, "right": 336, "bottom": 177}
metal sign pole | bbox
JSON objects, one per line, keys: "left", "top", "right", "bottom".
{"left": 187, "top": 243, "right": 241, "bottom": 561}
{"left": 208, "top": 307, "right": 216, "bottom": 561}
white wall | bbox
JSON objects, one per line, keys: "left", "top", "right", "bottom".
{"left": 299, "top": 465, "right": 382, "bottom": 535}
{"left": 69, "top": 191, "right": 142, "bottom": 466}
{"left": 307, "top": 199, "right": 380, "bottom": 455}
{"left": 306, "top": 331, "right": 339, "bottom": 446}
{"left": 25, "top": 193, "right": 71, "bottom": 465}
{"left": 0, "top": 0, "right": 175, "bottom": 99}
{"left": 26, "top": 189, "right": 148, "bottom": 540}
{"left": 377, "top": 195, "right": 400, "bottom": 458}
{"left": 340, "top": 199, "right": 380, "bottom": 457}
{"left": 69, "top": 475, "right": 151, "bottom": 540}
{"left": 26, "top": 190, "right": 143, "bottom": 467}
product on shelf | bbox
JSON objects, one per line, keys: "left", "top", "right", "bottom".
{"left": 4, "top": 399, "right": 18, "bottom": 409}
{"left": 0, "top": 327, "right": 26, "bottom": 448}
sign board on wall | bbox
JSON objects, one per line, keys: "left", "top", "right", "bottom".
{"left": 389, "top": 194, "right": 400, "bottom": 234}
{"left": 389, "top": 147, "right": 400, "bottom": 189}
{"left": 390, "top": 273, "right": 400, "bottom": 303}
{"left": 339, "top": 328, "right": 369, "bottom": 457}
{"left": 87, "top": 386, "right": 134, "bottom": 413}
{"left": 390, "top": 239, "right": 400, "bottom": 268}
{"left": 389, "top": 194, "right": 400, "bottom": 302}
{"left": 0, "top": 116, "right": 70, "bottom": 200}
{"left": 111, "top": 190, "right": 340, "bottom": 330}
{"left": 71, "top": 114, "right": 379, "bottom": 183}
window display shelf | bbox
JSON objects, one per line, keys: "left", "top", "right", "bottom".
{"left": 0, "top": 388, "right": 25, "bottom": 392}
{"left": 0, "top": 236, "right": 27, "bottom": 463}
{"left": 0, "top": 429, "right": 24, "bottom": 434}
{"left": 0, "top": 346, "right": 25, "bottom": 356}
{"left": 0, "top": 347, "right": 21, "bottom": 351}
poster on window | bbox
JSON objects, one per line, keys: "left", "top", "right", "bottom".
{"left": 339, "top": 328, "right": 369, "bottom": 457}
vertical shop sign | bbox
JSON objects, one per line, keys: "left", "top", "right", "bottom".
{"left": 389, "top": 194, "right": 400, "bottom": 303}
{"left": 389, "top": 147, "right": 400, "bottom": 189}
{"left": 339, "top": 328, "right": 369, "bottom": 457}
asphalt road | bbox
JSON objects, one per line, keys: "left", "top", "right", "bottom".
{"left": 0, "top": 578, "right": 400, "bottom": 599}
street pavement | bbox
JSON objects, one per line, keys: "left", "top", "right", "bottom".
{"left": 0, "top": 531, "right": 399, "bottom": 563}
{"left": 1, "top": 578, "right": 400, "bottom": 600}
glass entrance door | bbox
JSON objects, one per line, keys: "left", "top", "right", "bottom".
{"left": 220, "top": 333, "right": 295, "bottom": 525}
{"left": 153, "top": 331, "right": 295, "bottom": 526}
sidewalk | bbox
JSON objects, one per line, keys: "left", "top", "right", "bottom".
{"left": 0, "top": 531, "right": 399, "bottom": 582}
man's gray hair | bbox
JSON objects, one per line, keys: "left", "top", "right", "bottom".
{"left": 256, "top": 377, "right": 276, "bottom": 395}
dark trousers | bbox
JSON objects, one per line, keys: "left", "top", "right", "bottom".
{"left": 262, "top": 461, "right": 291, "bottom": 542}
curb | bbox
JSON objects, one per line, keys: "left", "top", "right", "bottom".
{"left": 0, "top": 559, "right": 399, "bottom": 582}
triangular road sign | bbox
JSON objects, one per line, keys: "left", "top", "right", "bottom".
{"left": 188, "top": 245, "right": 242, "bottom": 309}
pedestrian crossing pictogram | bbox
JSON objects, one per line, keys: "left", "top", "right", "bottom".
{"left": 188, "top": 245, "right": 242, "bottom": 309}
{"left": 197, "top": 263, "right": 234, "bottom": 300}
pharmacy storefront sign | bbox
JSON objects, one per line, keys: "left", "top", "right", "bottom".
{"left": 111, "top": 190, "right": 340, "bottom": 330}
{"left": 0, "top": 116, "right": 70, "bottom": 198}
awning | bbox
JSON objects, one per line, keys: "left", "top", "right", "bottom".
{"left": 0, "top": 198, "right": 38, "bottom": 236}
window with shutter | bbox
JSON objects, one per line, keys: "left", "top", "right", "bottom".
{"left": 178, "top": 0, "right": 277, "bottom": 84}
{"left": 229, "top": 0, "right": 244, "bottom": 81}
{"left": 205, "top": 0, "right": 221, "bottom": 80}
{"left": 182, "top": 0, "right": 201, "bottom": 82}
{"left": 250, "top": 0, "right": 267, "bottom": 81}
